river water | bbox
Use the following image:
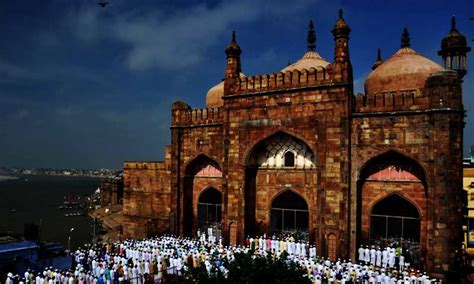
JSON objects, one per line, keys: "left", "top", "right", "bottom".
{"left": 0, "top": 175, "right": 101, "bottom": 250}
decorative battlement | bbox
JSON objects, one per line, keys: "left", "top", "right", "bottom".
{"left": 172, "top": 106, "right": 223, "bottom": 127}
{"left": 354, "top": 89, "right": 421, "bottom": 113}
{"left": 124, "top": 161, "right": 167, "bottom": 170}
{"left": 227, "top": 66, "right": 340, "bottom": 96}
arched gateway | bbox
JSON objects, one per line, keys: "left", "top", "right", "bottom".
{"left": 357, "top": 151, "right": 426, "bottom": 264}
{"left": 183, "top": 155, "right": 222, "bottom": 237}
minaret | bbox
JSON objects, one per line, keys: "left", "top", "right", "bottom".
{"left": 224, "top": 31, "right": 242, "bottom": 94}
{"left": 438, "top": 15, "right": 471, "bottom": 79}
{"left": 331, "top": 9, "right": 352, "bottom": 82}
{"left": 332, "top": 9, "right": 351, "bottom": 63}
{"left": 372, "top": 48, "right": 383, "bottom": 70}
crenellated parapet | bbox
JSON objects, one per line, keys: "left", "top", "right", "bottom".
{"left": 171, "top": 105, "right": 223, "bottom": 127}
{"left": 124, "top": 161, "right": 168, "bottom": 171}
{"left": 225, "top": 66, "right": 340, "bottom": 96}
{"left": 354, "top": 89, "right": 421, "bottom": 113}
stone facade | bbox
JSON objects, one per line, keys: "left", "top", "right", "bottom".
{"left": 100, "top": 176, "right": 124, "bottom": 206}
{"left": 119, "top": 12, "right": 469, "bottom": 280}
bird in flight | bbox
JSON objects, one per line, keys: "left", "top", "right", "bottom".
{"left": 98, "top": 1, "right": 109, "bottom": 7}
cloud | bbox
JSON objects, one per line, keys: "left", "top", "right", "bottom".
{"left": 71, "top": 0, "right": 315, "bottom": 72}
{"left": 99, "top": 110, "right": 123, "bottom": 123}
{"left": 56, "top": 106, "right": 82, "bottom": 117}
{"left": 0, "top": 62, "right": 34, "bottom": 81}
{"left": 6, "top": 109, "right": 29, "bottom": 120}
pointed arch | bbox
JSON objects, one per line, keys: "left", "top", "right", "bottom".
{"left": 358, "top": 150, "right": 427, "bottom": 185}
{"left": 369, "top": 192, "right": 421, "bottom": 218}
{"left": 269, "top": 189, "right": 310, "bottom": 210}
{"left": 185, "top": 154, "right": 221, "bottom": 176}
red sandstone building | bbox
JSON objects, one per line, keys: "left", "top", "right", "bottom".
{"left": 117, "top": 11, "right": 470, "bottom": 279}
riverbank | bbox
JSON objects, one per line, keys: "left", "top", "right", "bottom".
{"left": 0, "top": 175, "right": 101, "bottom": 250}
{"left": 0, "top": 176, "right": 18, "bottom": 181}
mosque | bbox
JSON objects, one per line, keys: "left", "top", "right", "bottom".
{"left": 114, "top": 10, "right": 470, "bottom": 279}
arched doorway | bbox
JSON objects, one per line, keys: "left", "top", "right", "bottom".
{"left": 370, "top": 194, "right": 420, "bottom": 243}
{"left": 197, "top": 187, "right": 222, "bottom": 238}
{"left": 270, "top": 191, "right": 309, "bottom": 241}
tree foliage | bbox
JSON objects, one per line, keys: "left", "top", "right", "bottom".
{"left": 184, "top": 251, "right": 311, "bottom": 284}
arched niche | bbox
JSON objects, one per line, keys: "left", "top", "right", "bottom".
{"left": 183, "top": 154, "right": 222, "bottom": 237}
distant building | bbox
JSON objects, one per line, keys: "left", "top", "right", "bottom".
{"left": 463, "top": 151, "right": 474, "bottom": 260}
{"left": 117, "top": 12, "right": 470, "bottom": 281}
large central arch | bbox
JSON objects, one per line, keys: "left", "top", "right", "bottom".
{"left": 244, "top": 131, "right": 316, "bottom": 238}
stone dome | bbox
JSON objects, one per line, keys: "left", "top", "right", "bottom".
{"left": 281, "top": 51, "right": 330, "bottom": 72}
{"left": 365, "top": 47, "right": 443, "bottom": 95}
{"left": 206, "top": 72, "right": 245, "bottom": 108}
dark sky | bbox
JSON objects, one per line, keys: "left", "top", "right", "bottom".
{"left": 0, "top": 0, "right": 473, "bottom": 169}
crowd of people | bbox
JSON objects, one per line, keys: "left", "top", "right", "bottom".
{"left": 4, "top": 233, "right": 441, "bottom": 284}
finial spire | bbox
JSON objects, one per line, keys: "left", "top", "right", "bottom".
{"left": 307, "top": 20, "right": 316, "bottom": 51}
{"left": 338, "top": 8, "right": 343, "bottom": 19}
{"left": 372, "top": 48, "right": 383, "bottom": 70}
{"left": 401, "top": 27, "right": 410, "bottom": 48}
{"left": 451, "top": 15, "right": 457, "bottom": 32}
{"left": 225, "top": 30, "right": 241, "bottom": 59}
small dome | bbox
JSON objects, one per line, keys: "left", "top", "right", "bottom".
{"left": 365, "top": 47, "right": 443, "bottom": 95}
{"left": 206, "top": 73, "right": 246, "bottom": 108}
{"left": 281, "top": 51, "right": 330, "bottom": 72}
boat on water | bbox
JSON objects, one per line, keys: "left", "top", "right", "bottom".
{"left": 9, "top": 209, "right": 16, "bottom": 213}
{"left": 64, "top": 211, "right": 85, "bottom": 217}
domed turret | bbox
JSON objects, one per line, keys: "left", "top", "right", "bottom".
{"left": 365, "top": 28, "right": 443, "bottom": 95}
{"left": 438, "top": 16, "right": 471, "bottom": 79}
{"left": 281, "top": 20, "right": 330, "bottom": 72}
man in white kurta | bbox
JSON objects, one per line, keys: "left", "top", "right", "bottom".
{"left": 358, "top": 246, "right": 365, "bottom": 263}
{"left": 364, "top": 246, "right": 370, "bottom": 264}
